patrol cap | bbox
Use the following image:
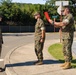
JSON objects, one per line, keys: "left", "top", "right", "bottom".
{"left": 64, "top": 6, "right": 71, "bottom": 12}
{"left": 61, "top": 6, "right": 65, "bottom": 11}
{"left": 33, "top": 12, "right": 40, "bottom": 16}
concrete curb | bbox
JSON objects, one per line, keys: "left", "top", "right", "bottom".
{"left": 4, "top": 44, "right": 27, "bottom": 75}
{"left": 2, "top": 33, "right": 34, "bottom": 36}
{"left": 4, "top": 39, "right": 60, "bottom": 75}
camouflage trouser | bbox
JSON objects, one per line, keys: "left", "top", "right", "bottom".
{"left": 0, "top": 43, "right": 2, "bottom": 57}
{"left": 35, "top": 40, "right": 44, "bottom": 62}
{"left": 62, "top": 38, "right": 73, "bottom": 62}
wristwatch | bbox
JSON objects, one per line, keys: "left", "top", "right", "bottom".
{"left": 51, "top": 21, "right": 54, "bottom": 25}
{"left": 41, "top": 38, "right": 44, "bottom": 39}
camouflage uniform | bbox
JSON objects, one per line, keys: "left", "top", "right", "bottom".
{"left": 0, "top": 27, "right": 3, "bottom": 57}
{"left": 62, "top": 13, "right": 75, "bottom": 62}
{"left": 0, "top": 16, "right": 3, "bottom": 57}
{"left": 35, "top": 18, "right": 45, "bottom": 62}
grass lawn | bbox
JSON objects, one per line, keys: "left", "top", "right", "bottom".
{"left": 48, "top": 43, "right": 76, "bottom": 68}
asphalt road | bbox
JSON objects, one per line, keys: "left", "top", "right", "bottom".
{"left": 0, "top": 33, "right": 34, "bottom": 75}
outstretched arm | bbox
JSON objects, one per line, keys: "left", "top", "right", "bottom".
{"left": 44, "top": 11, "right": 54, "bottom": 25}
{"left": 54, "top": 19, "right": 69, "bottom": 27}
{"left": 44, "top": 11, "right": 68, "bottom": 27}
{"left": 44, "top": 11, "right": 51, "bottom": 21}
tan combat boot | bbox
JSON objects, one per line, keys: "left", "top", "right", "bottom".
{"left": 35, "top": 62, "right": 43, "bottom": 65}
{"left": 62, "top": 62, "right": 71, "bottom": 70}
{"left": 60, "top": 62, "right": 67, "bottom": 67}
{"left": 35, "top": 61, "right": 43, "bottom": 65}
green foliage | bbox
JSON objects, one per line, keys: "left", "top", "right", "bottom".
{"left": 0, "top": 1, "right": 75, "bottom": 26}
{"left": 0, "top": 0, "right": 12, "bottom": 5}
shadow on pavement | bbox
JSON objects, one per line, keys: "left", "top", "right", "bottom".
{"left": 3, "top": 59, "right": 76, "bottom": 72}
{"left": 5, "top": 59, "right": 60, "bottom": 68}
{"left": 72, "top": 59, "right": 76, "bottom": 68}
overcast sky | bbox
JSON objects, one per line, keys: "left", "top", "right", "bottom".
{"left": 12, "top": 0, "right": 46, "bottom": 4}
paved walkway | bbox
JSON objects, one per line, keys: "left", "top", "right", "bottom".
{"left": 4, "top": 33, "right": 76, "bottom": 75}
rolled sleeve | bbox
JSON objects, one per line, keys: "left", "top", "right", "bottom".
{"left": 41, "top": 27, "right": 45, "bottom": 30}
{"left": 63, "top": 19, "right": 69, "bottom": 25}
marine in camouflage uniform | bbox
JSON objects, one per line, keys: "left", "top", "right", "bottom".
{"left": 0, "top": 16, "right": 3, "bottom": 57}
{"left": 34, "top": 12, "right": 45, "bottom": 65}
{"left": 0, "top": 28, "right": 3, "bottom": 57}
{"left": 0, "top": 15, "right": 3, "bottom": 72}
{"left": 48, "top": 6, "right": 75, "bottom": 69}
{"left": 62, "top": 13, "right": 74, "bottom": 63}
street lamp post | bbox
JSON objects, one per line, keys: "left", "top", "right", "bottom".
{"left": 55, "top": 1, "right": 69, "bottom": 43}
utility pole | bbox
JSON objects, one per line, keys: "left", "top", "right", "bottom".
{"left": 55, "top": 1, "right": 69, "bottom": 43}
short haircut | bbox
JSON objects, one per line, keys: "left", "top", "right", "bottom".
{"left": 64, "top": 6, "right": 71, "bottom": 12}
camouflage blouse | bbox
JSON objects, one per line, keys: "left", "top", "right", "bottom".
{"left": 35, "top": 18, "right": 45, "bottom": 41}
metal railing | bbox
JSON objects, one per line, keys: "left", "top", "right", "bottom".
{"left": 1, "top": 25, "right": 59, "bottom": 33}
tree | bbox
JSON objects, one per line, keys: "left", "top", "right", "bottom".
{"left": 0, "top": 2, "right": 12, "bottom": 20}
{"left": 45, "top": 0, "right": 76, "bottom": 20}
{"left": 2, "top": 0, "right": 12, "bottom": 3}
{"left": 72, "top": 0, "right": 76, "bottom": 3}
{"left": 0, "top": 0, "right": 12, "bottom": 5}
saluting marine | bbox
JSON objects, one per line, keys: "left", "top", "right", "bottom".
{"left": 48, "top": 6, "right": 75, "bottom": 69}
